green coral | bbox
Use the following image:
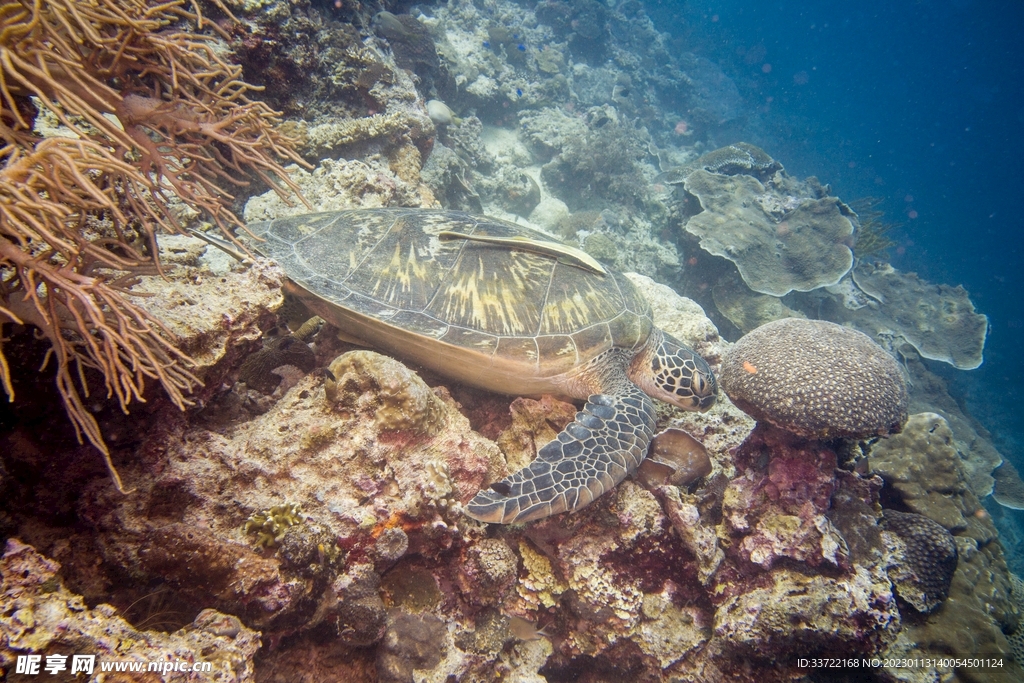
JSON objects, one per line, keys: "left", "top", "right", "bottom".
{"left": 243, "top": 503, "right": 304, "bottom": 548}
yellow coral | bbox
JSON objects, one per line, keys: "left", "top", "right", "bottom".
{"left": 517, "top": 541, "right": 567, "bottom": 609}
{"left": 243, "top": 503, "right": 304, "bottom": 548}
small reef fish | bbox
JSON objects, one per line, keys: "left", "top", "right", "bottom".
{"left": 373, "top": 11, "right": 410, "bottom": 39}
{"left": 508, "top": 615, "right": 552, "bottom": 641}
{"left": 426, "top": 99, "right": 460, "bottom": 126}
{"left": 437, "top": 231, "right": 608, "bottom": 275}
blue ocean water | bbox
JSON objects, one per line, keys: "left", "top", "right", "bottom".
{"left": 647, "top": 0, "right": 1024, "bottom": 464}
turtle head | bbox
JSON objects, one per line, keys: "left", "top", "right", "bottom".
{"left": 632, "top": 330, "right": 718, "bottom": 411}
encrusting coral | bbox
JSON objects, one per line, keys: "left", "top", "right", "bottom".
{"left": 0, "top": 0, "right": 307, "bottom": 487}
{"left": 868, "top": 412, "right": 978, "bottom": 531}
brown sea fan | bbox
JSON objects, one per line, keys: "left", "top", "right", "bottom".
{"left": 0, "top": 0, "right": 310, "bottom": 489}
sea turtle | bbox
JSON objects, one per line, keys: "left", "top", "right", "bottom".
{"left": 240, "top": 208, "right": 718, "bottom": 524}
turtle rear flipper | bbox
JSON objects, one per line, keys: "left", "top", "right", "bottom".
{"left": 465, "top": 385, "right": 656, "bottom": 524}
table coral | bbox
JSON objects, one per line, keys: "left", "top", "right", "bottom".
{"left": 656, "top": 142, "right": 783, "bottom": 185}
{"left": 993, "top": 461, "right": 1024, "bottom": 510}
{"left": 711, "top": 271, "right": 807, "bottom": 334}
{"left": 848, "top": 260, "right": 989, "bottom": 370}
{"left": 682, "top": 168, "right": 855, "bottom": 297}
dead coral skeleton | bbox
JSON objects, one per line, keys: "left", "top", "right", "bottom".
{"left": 0, "top": 0, "right": 309, "bottom": 489}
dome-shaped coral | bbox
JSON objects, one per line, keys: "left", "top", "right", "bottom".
{"left": 721, "top": 318, "right": 908, "bottom": 439}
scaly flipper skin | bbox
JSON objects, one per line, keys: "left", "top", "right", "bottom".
{"left": 465, "top": 377, "right": 656, "bottom": 524}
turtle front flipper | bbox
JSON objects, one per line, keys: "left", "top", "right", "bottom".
{"left": 465, "top": 383, "right": 656, "bottom": 524}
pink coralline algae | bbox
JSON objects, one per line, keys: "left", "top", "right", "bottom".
{"left": 722, "top": 424, "right": 846, "bottom": 572}
{"left": 706, "top": 426, "right": 901, "bottom": 669}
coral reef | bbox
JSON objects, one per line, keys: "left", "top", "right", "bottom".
{"left": 659, "top": 144, "right": 985, "bottom": 381}
{"left": 371, "top": 12, "right": 449, "bottom": 97}
{"left": 707, "top": 424, "right": 901, "bottom": 673}
{"left": 721, "top": 318, "right": 908, "bottom": 440}
{"left": 713, "top": 565, "right": 898, "bottom": 661}
{"left": 1009, "top": 574, "right": 1024, "bottom": 665}
{"left": 0, "top": 0, "right": 1015, "bottom": 679}
{"left": 73, "top": 352, "right": 499, "bottom": 636}
{"left": 722, "top": 424, "right": 849, "bottom": 571}
{"left": 244, "top": 157, "right": 436, "bottom": 223}
{"left": 867, "top": 413, "right": 1022, "bottom": 676}
{"left": 0, "top": 539, "right": 260, "bottom": 681}
{"left": 538, "top": 107, "right": 650, "bottom": 210}
{"left": 128, "top": 243, "right": 286, "bottom": 383}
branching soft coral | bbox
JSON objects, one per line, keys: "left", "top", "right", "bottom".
{"left": 0, "top": 0, "right": 310, "bottom": 489}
